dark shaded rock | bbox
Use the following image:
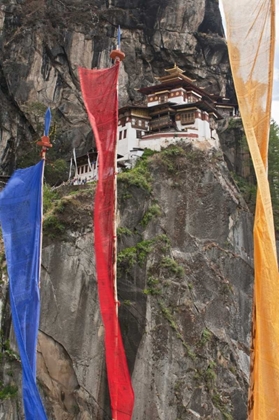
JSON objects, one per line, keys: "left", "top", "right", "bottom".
{"left": 0, "top": 0, "right": 232, "bottom": 174}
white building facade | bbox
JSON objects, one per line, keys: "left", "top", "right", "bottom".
{"left": 116, "top": 65, "right": 236, "bottom": 163}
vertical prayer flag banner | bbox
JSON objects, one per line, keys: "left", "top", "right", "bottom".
{"left": 44, "top": 107, "right": 51, "bottom": 137}
{"left": 79, "top": 63, "right": 134, "bottom": 420}
{"left": 0, "top": 161, "right": 47, "bottom": 420}
{"left": 117, "top": 25, "right": 121, "bottom": 48}
{"left": 222, "top": 1, "right": 279, "bottom": 419}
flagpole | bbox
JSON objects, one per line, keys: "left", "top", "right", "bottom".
{"left": 110, "top": 27, "right": 125, "bottom": 319}
{"left": 110, "top": 26, "right": 125, "bottom": 420}
{"left": 37, "top": 108, "right": 52, "bottom": 161}
{"left": 36, "top": 108, "right": 52, "bottom": 290}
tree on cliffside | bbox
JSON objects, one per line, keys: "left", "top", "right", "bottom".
{"left": 268, "top": 120, "right": 279, "bottom": 232}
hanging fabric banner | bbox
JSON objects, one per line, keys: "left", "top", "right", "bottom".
{"left": 0, "top": 161, "right": 47, "bottom": 420}
{"left": 44, "top": 107, "right": 52, "bottom": 137}
{"left": 222, "top": 1, "right": 279, "bottom": 419}
{"left": 79, "top": 63, "right": 134, "bottom": 420}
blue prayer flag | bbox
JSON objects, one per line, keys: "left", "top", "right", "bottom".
{"left": 44, "top": 107, "right": 51, "bottom": 136}
{"left": 0, "top": 161, "right": 47, "bottom": 419}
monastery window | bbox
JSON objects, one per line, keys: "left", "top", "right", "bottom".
{"left": 176, "top": 92, "right": 179, "bottom": 96}
{"left": 123, "top": 129, "right": 127, "bottom": 139}
{"left": 85, "top": 165, "right": 88, "bottom": 173}
{"left": 139, "top": 120, "right": 142, "bottom": 126}
{"left": 136, "top": 130, "right": 142, "bottom": 139}
{"left": 181, "top": 112, "right": 195, "bottom": 125}
{"left": 119, "top": 131, "right": 122, "bottom": 140}
{"left": 150, "top": 115, "right": 171, "bottom": 130}
{"left": 158, "top": 94, "right": 168, "bottom": 104}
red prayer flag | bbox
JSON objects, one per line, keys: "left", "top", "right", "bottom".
{"left": 79, "top": 63, "right": 134, "bottom": 420}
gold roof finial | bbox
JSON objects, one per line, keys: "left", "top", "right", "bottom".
{"left": 164, "top": 64, "right": 184, "bottom": 75}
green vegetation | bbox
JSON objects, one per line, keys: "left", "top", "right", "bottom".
{"left": 231, "top": 172, "right": 256, "bottom": 210}
{"left": 1, "top": 339, "right": 20, "bottom": 362}
{"left": 43, "top": 184, "right": 65, "bottom": 238}
{"left": 0, "top": 229, "right": 6, "bottom": 281}
{"left": 42, "top": 184, "right": 94, "bottom": 238}
{"left": 0, "top": 335, "right": 20, "bottom": 398}
{"left": 117, "top": 235, "right": 171, "bottom": 271}
{"left": 136, "top": 240, "right": 154, "bottom": 265}
{"left": 0, "top": 383, "right": 18, "bottom": 400}
{"left": 158, "top": 300, "right": 195, "bottom": 358}
{"left": 220, "top": 282, "right": 233, "bottom": 297}
{"left": 118, "top": 150, "right": 153, "bottom": 192}
{"left": 156, "top": 234, "right": 170, "bottom": 249}
{"left": 229, "top": 120, "right": 279, "bottom": 233}
{"left": 140, "top": 148, "right": 158, "bottom": 159}
{"left": 204, "top": 360, "right": 217, "bottom": 385}
{"left": 143, "top": 276, "right": 161, "bottom": 296}
{"left": 155, "top": 144, "right": 203, "bottom": 173}
{"left": 44, "top": 159, "right": 68, "bottom": 187}
{"left": 212, "top": 392, "right": 233, "bottom": 420}
{"left": 158, "top": 145, "right": 186, "bottom": 172}
{"left": 117, "top": 246, "right": 137, "bottom": 268}
{"left": 43, "top": 184, "right": 59, "bottom": 214}
{"left": 117, "top": 227, "right": 133, "bottom": 237}
{"left": 122, "top": 300, "right": 132, "bottom": 306}
{"left": 188, "top": 282, "right": 193, "bottom": 291}
{"left": 159, "top": 301, "right": 178, "bottom": 331}
{"left": 268, "top": 120, "right": 279, "bottom": 231}
{"left": 228, "top": 117, "right": 242, "bottom": 129}
{"left": 161, "top": 145, "right": 186, "bottom": 157}
{"left": 199, "top": 328, "right": 212, "bottom": 346}
{"left": 18, "top": 151, "right": 68, "bottom": 187}
{"left": 141, "top": 204, "right": 161, "bottom": 227}
{"left": 43, "top": 214, "right": 66, "bottom": 237}
{"left": 194, "top": 360, "right": 217, "bottom": 388}
{"left": 160, "top": 257, "right": 184, "bottom": 278}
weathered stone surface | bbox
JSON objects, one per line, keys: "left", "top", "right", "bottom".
{"left": 0, "top": 145, "right": 253, "bottom": 419}
{"left": 218, "top": 119, "right": 255, "bottom": 182}
{"left": 0, "top": 0, "right": 231, "bottom": 174}
{"left": 116, "top": 146, "right": 253, "bottom": 420}
{"left": 0, "top": 1, "right": 255, "bottom": 418}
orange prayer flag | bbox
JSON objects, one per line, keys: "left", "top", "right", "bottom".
{"left": 222, "top": 1, "right": 279, "bottom": 418}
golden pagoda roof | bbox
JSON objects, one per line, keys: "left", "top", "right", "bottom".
{"left": 156, "top": 64, "right": 195, "bottom": 84}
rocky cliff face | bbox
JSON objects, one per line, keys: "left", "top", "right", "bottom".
{"left": 0, "top": 144, "right": 253, "bottom": 419}
{"left": 0, "top": 0, "right": 232, "bottom": 174}
{"left": 117, "top": 145, "right": 253, "bottom": 420}
{"left": 0, "top": 1, "right": 254, "bottom": 419}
